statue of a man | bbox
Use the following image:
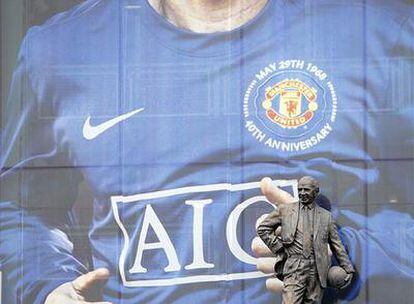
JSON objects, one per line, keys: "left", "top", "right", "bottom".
{"left": 257, "top": 176, "right": 355, "bottom": 303}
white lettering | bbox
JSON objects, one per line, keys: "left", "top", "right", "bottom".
{"left": 245, "top": 121, "right": 266, "bottom": 142}
{"left": 265, "top": 137, "right": 281, "bottom": 149}
{"left": 262, "top": 123, "right": 333, "bottom": 152}
{"left": 112, "top": 180, "right": 298, "bottom": 287}
{"left": 255, "top": 63, "right": 277, "bottom": 80}
{"left": 184, "top": 200, "right": 215, "bottom": 270}
{"left": 227, "top": 196, "right": 274, "bottom": 265}
{"left": 129, "top": 204, "right": 181, "bottom": 274}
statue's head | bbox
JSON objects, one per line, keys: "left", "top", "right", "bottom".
{"left": 298, "top": 176, "right": 319, "bottom": 205}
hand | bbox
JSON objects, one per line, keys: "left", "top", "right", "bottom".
{"left": 251, "top": 177, "right": 296, "bottom": 293}
{"left": 252, "top": 230, "right": 284, "bottom": 293}
{"left": 45, "top": 268, "right": 112, "bottom": 304}
{"left": 260, "top": 177, "right": 297, "bottom": 206}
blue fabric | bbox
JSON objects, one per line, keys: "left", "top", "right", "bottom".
{"left": 1, "top": 0, "right": 413, "bottom": 303}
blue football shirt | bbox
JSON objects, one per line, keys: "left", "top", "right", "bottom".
{"left": 1, "top": 0, "right": 414, "bottom": 303}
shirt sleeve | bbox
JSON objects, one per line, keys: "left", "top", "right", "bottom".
{"left": 328, "top": 218, "right": 354, "bottom": 274}
{"left": 256, "top": 210, "right": 283, "bottom": 254}
{"left": 0, "top": 30, "right": 87, "bottom": 304}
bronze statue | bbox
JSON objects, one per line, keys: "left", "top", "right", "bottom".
{"left": 257, "top": 176, "right": 354, "bottom": 303}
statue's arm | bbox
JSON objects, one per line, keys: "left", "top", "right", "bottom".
{"left": 328, "top": 217, "right": 355, "bottom": 274}
{"left": 257, "top": 209, "right": 283, "bottom": 254}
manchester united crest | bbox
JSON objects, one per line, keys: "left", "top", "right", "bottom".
{"left": 243, "top": 60, "right": 338, "bottom": 152}
{"left": 261, "top": 79, "right": 318, "bottom": 129}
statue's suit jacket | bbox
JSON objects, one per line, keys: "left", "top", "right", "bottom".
{"left": 258, "top": 202, "right": 355, "bottom": 288}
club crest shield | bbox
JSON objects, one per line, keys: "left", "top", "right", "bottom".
{"left": 243, "top": 60, "right": 338, "bottom": 152}
{"left": 262, "top": 79, "right": 318, "bottom": 129}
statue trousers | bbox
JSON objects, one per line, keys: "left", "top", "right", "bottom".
{"left": 282, "top": 256, "right": 324, "bottom": 304}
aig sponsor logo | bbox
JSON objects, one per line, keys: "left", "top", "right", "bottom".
{"left": 243, "top": 60, "right": 338, "bottom": 152}
{"left": 111, "top": 180, "right": 297, "bottom": 287}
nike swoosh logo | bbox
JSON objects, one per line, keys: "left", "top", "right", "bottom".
{"left": 82, "top": 107, "right": 144, "bottom": 140}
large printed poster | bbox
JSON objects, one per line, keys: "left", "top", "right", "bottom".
{"left": 1, "top": 0, "right": 413, "bottom": 303}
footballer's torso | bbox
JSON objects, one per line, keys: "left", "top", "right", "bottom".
{"left": 26, "top": 0, "right": 412, "bottom": 302}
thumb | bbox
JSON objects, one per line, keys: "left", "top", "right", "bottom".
{"left": 260, "top": 177, "right": 296, "bottom": 205}
{"left": 72, "top": 268, "right": 110, "bottom": 294}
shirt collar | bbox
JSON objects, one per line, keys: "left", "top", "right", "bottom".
{"left": 301, "top": 201, "right": 315, "bottom": 210}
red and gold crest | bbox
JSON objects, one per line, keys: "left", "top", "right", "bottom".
{"left": 262, "top": 79, "right": 318, "bottom": 128}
